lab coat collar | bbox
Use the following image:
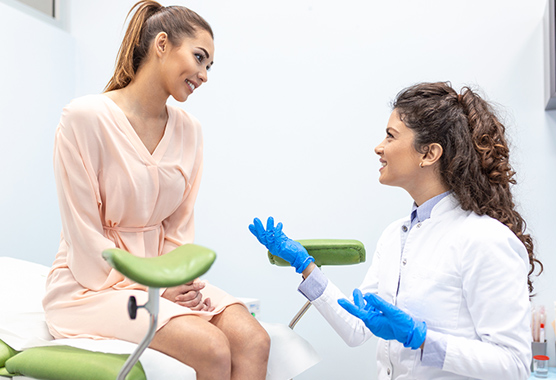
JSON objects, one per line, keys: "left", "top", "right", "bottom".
{"left": 428, "top": 192, "right": 459, "bottom": 220}
{"left": 411, "top": 191, "right": 451, "bottom": 225}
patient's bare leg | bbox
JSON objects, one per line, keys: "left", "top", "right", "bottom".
{"left": 210, "top": 304, "right": 270, "bottom": 380}
{"left": 149, "top": 315, "right": 232, "bottom": 380}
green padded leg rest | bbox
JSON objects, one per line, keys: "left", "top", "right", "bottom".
{"left": 0, "top": 367, "right": 13, "bottom": 377}
{"left": 102, "top": 244, "right": 217, "bottom": 380}
{"left": 3, "top": 345, "right": 146, "bottom": 380}
{"left": 268, "top": 239, "right": 366, "bottom": 267}
{"left": 267, "top": 239, "right": 366, "bottom": 328}
{"left": 102, "top": 243, "right": 217, "bottom": 288}
{"left": 0, "top": 339, "right": 18, "bottom": 368}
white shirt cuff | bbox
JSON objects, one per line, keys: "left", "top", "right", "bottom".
{"left": 298, "top": 267, "right": 328, "bottom": 301}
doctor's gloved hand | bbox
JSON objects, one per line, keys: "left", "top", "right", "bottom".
{"left": 338, "top": 289, "right": 427, "bottom": 350}
{"left": 249, "top": 217, "right": 315, "bottom": 273}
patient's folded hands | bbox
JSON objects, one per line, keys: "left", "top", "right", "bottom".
{"left": 249, "top": 216, "right": 315, "bottom": 273}
{"left": 162, "top": 279, "right": 214, "bottom": 312}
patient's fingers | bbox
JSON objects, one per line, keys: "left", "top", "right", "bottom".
{"left": 175, "top": 290, "right": 200, "bottom": 302}
{"left": 188, "top": 297, "right": 213, "bottom": 312}
{"left": 201, "top": 298, "right": 214, "bottom": 312}
{"left": 175, "top": 291, "right": 203, "bottom": 307}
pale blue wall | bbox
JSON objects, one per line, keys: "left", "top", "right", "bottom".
{"left": 2, "top": 0, "right": 555, "bottom": 378}
{"left": 0, "top": 1, "right": 73, "bottom": 266}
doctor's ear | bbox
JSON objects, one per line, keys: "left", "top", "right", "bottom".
{"left": 420, "top": 143, "right": 443, "bottom": 168}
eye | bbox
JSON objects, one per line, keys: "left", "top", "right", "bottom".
{"left": 194, "top": 53, "right": 204, "bottom": 63}
{"left": 386, "top": 131, "right": 394, "bottom": 139}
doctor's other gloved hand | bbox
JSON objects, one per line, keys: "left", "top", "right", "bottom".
{"left": 338, "top": 289, "right": 427, "bottom": 350}
{"left": 249, "top": 216, "right": 315, "bottom": 273}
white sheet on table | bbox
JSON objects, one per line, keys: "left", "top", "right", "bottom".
{"left": 0, "top": 257, "right": 320, "bottom": 380}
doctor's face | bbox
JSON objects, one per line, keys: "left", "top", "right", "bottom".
{"left": 374, "top": 110, "right": 423, "bottom": 191}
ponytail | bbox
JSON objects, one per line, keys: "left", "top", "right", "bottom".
{"left": 104, "top": 1, "right": 213, "bottom": 92}
{"left": 393, "top": 82, "right": 542, "bottom": 294}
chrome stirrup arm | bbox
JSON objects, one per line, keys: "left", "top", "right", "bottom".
{"left": 117, "top": 287, "right": 159, "bottom": 380}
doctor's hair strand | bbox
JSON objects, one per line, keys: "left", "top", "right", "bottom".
{"left": 392, "top": 81, "right": 542, "bottom": 295}
{"left": 104, "top": 0, "right": 213, "bottom": 92}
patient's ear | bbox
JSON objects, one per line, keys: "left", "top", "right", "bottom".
{"left": 421, "top": 143, "right": 443, "bottom": 167}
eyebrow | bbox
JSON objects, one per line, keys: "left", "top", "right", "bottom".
{"left": 198, "top": 47, "right": 214, "bottom": 66}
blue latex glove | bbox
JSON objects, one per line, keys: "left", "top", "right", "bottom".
{"left": 338, "top": 289, "right": 427, "bottom": 350}
{"left": 249, "top": 217, "right": 315, "bottom": 273}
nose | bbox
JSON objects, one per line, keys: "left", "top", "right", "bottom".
{"left": 374, "top": 139, "right": 385, "bottom": 155}
{"left": 198, "top": 67, "right": 208, "bottom": 83}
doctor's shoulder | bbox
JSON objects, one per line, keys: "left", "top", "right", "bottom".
{"left": 456, "top": 212, "right": 529, "bottom": 260}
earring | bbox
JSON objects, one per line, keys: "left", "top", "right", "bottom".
{"left": 419, "top": 162, "right": 424, "bottom": 169}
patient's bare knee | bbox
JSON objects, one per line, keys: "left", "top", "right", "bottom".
{"left": 245, "top": 324, "right": 271, "bottom": 360}
{"left": 209, "top": 333, "right": 232, "bottom": 365}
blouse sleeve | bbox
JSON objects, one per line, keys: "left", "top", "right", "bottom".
{"left": 54, "top": 115, "right": 117, "bottom": 291}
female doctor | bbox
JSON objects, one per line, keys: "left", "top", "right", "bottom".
{"left": 250, "top": 82, "right": 542, "bottom": 379}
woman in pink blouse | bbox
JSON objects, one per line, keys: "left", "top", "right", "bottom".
{"left": 42, "top": 1, "right": 270, "bottom": 379}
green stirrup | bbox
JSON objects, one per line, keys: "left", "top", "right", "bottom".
{"left": 102, "top": 244, "right": 217, "bottom": 288}
{"left": 267, "top": 238, "right": 366, "bottom": 329}
{"left": 268, "top": 239, "right": 366, "bottom": 268}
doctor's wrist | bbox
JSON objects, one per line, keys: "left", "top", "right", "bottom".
{"left": 301, "top": 262, "right": 317, "bottom": 279}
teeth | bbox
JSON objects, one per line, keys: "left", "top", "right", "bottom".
{"left": 381, "top": 162, "right": 387, "bottom": 167}
{"left": 186, "top": 80, "right": 195, "bottom": 92}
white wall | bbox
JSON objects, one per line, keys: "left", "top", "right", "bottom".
{"left": 3, "top": 0, "right": 556, "bottom": 378}
{"left": 0, "top": 1, "right": 73, "bottom": 265}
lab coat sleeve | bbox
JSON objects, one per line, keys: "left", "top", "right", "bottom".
{"left": 161, "top": 119, "right": 203, "bottom": 254}
{"left": 307, "top": 243, "right": 382, "bottom": 347}
{"left": 54, "top": 114, "right": 117, "bottom": 291}
{"left": 440, "top": 224, "right": 531, "bottom": 379}
{"left": 311, "top": 279, "right": 375, "bottom": 347}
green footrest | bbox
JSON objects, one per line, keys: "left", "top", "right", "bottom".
{"left": 3, "top": 345, "right": 145, "bottom": 380}
{"left": 0, "top": 339, "right": 18, "bottom": 368}
{"left": 268, "top": 239, "right": 366, "bottom": 267}
{"left": 102, "top": 244, "right": 216, "bottom": 288}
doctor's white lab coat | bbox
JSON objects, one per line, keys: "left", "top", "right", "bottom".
{"left": 310, "top": 194, "right": 531, "bottom": 379}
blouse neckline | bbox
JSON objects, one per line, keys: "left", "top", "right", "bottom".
{"left": 101, "top": 94, "right": 175, "bottom": 165}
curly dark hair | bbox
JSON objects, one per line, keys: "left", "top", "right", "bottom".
{"left": 392, "top": 81, "right": 542, "bottom": 294}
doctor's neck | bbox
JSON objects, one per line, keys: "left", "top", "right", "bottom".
{"left": 406, "top": 171, "right": 449, "bottom": 207}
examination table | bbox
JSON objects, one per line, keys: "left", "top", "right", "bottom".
{"left": 0, "top": 239, "right": 364, "bottom": 379}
